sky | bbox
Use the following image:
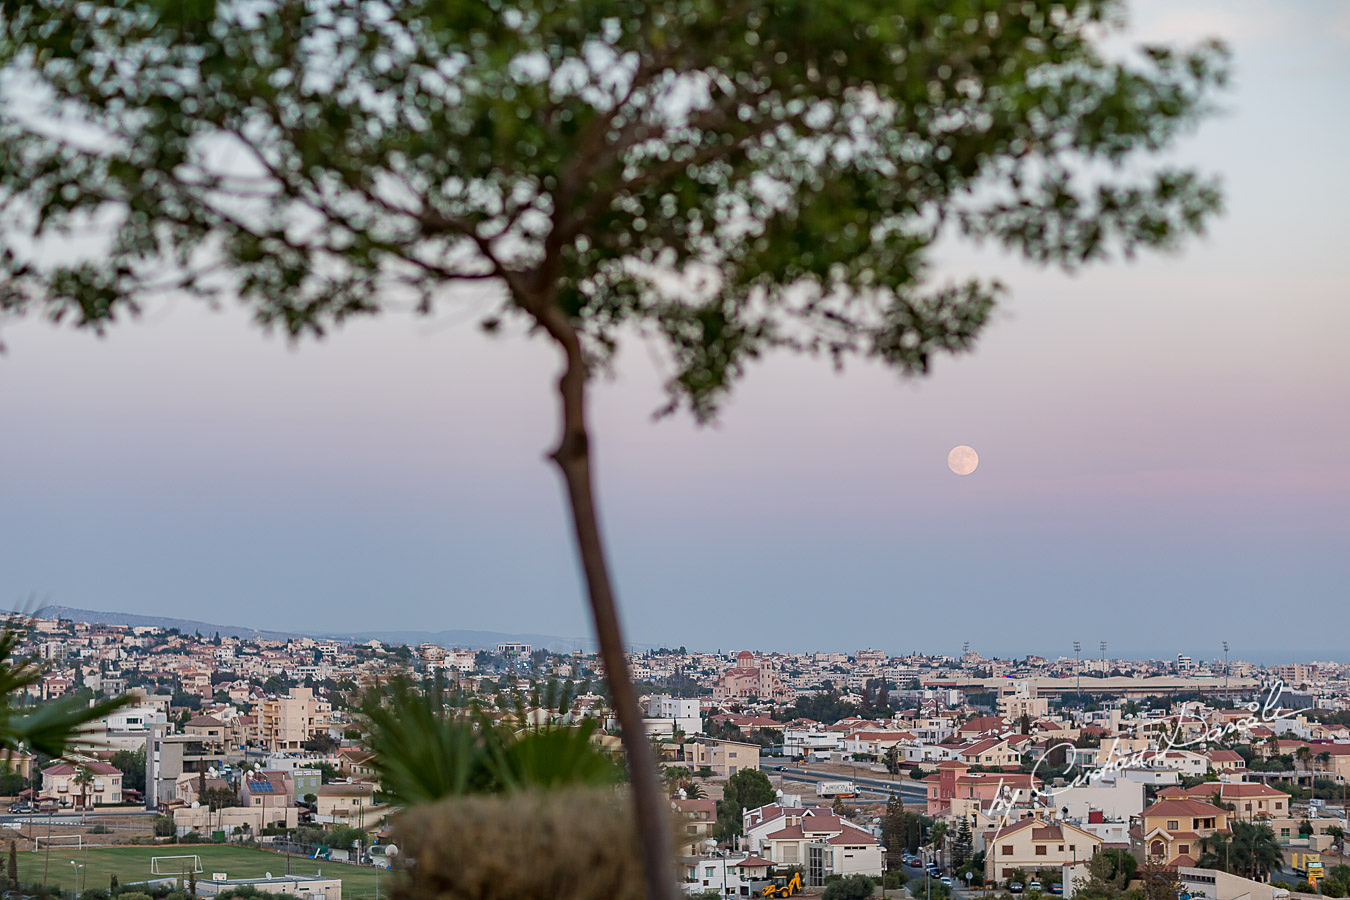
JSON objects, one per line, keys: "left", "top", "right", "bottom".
{"left": 2, "top": 1, "right": 1347, "bottom": 662}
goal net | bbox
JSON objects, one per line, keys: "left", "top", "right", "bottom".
{"left": 33, "top": 835, "right": 82, "bottom": 851}
{"left": 151, "top": 855, "right": 204, "bottom": 875}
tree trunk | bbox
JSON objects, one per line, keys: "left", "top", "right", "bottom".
{"left": 544, "top": 316, "right": 676, "bottom": 900}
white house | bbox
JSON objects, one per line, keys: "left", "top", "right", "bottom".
{"left": 680, "top": 853, "right": 774, "bottom": 897}
{"left": 742, "top": 805, "right": 883, "bottom": 884}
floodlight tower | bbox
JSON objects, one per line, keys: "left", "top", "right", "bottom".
{"left": 1073, "top": 641, "right": 1082, "bottom": 708}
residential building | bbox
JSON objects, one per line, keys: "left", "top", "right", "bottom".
{"left": 682, "top": 738, "right": 760, "bottom": 778}
{"left": 41, "top": 761, "right": 123, "bottom": 807}
{"left": 1133, "top": 798, "right": 1229, "bottom": 867}
{"left": 672, "top": 797, "right": 718, "bottom": 856}
{"left": 647, "top": 695, "right": 703, "bottom": 735}
{"left": 315, "top": 781, "right": 384, "bottom": 831}
{"left": 985, "top": 817, "right": 1103, "bottom": 884}
{"left": 145, "top": 726, "right": 227, "bottom": 809}
{"left": 742, "top": 805, "right": 883, "bottom": 884}
{"left": 255, "top": 688, "right": 331, "bottom": 752}
{"left": 680, "top": 854, "right": 774, "bottom": 897}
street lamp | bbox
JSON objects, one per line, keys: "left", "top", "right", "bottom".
{"left": 70, "top": 861, "right": 84, "bottom": 894}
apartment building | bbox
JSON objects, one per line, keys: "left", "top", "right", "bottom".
{"left": 145, "top": 725, "right": 227, "bottom": 809}
{"left": 682, "top": 737, "right": 760, "bottom": 777}
{"left": 254, "top": 688, "right": 331, "bottom": 752}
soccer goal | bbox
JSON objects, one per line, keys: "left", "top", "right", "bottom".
{"left": 150, "top": 855, "right": 204, "bottom": 876}
{"left": 32, "top": 835, "right": 82, "bottom": 852}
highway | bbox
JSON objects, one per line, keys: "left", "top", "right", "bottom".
{"left": 764, "top": 760, "right": 928, "bottom": 803}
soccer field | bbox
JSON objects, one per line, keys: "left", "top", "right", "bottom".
{"left": 15, "top": 845, "right": 387, "bottom": 898}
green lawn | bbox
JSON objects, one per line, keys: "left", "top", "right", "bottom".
{"left": 16, "top": 845, "right": 388, "bottom": 898}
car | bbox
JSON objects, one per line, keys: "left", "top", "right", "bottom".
{"left": 907, "top": 859, "right": 924, "bottom": 868}
{"left": 1029, "top": 882, "right": 1042, "bottom": 891}
{"left": 941, "top": 877, "right": 953, "bottom": 886}
{"left": 774, "top": 765, "right": 786, "bottom": 771}
{"left": 6, "top": 804, "right": 29, "bottom": 814}
{"left": 1050, "top": 884, "right": 1064, "bottom": 895}
{"left": 1008, "top": 883, "right": 1025, "bottom": 894}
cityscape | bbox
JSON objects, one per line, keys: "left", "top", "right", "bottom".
{"left": 0, "top": 0, "right": 1345, "bottom": 900}
{"left": 0, "top": 613, "right": 1347, "bottom": 899}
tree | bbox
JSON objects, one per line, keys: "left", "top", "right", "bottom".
{"left": 822, "top": 873, "right": 875, "bottom": 900}
{"left": 111, "top": 748, "right": 147, "bottom": 794}
{"left": 7, "top": 840, "right": 16, "bottom": 887}
{"left": 73, "top": 764, "right": 95, "bottom": 811}
{"left": 881, "top": 796, "right": 907, "bottom": 871}
{"left": 0, "top": 5, "right": 1227, "bottom": 895}
{"left": 915, "top": 878, "right": 952, "bottom": 900}
{"left": 1138, "top": 857, "right": 1180, "bottom": 900}
{"left": 716, "top": 769, "right": 776, "bottom": 840}
{"left": 951, "top": 815, "right": 973, "bottom": 868}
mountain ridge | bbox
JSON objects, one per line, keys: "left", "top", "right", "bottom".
{"left": 36, "top": 605, "right": 600, "bottom": 652}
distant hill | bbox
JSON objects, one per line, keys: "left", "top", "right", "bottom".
{"left": 38, "top": 605, "right": 600, "bottom": 652}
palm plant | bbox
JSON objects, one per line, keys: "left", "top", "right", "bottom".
{"left": 0, "top": 618, "right": 129, "bottom": 759}
{"left": 359, "top": 675, "right": 620, "bottom": 808}
{"left": 73, "top": 764, "right": 94, "bottom": 810}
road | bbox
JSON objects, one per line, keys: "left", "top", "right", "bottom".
{"left": 764, "top": 760, "right": 928, "bottom": 803}
{"left": 0, "top": 809, "right": 156, "bottom": 826}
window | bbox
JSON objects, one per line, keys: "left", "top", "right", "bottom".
{"left": 1069, "top": 845, "right": 1076, "bottom": 853}
{"left": 1179, "top": 845, "right": 1189, "bottom": 855}
{"left": 1058, "top": 846, "right": 1064, "bottom": 852}
{"left": 1036, "top": 846, "right": 1047, "bottom": 856}
{"left": 1003, "top": 846, "right": 1014, "bottom": 856}
{"left": 1167, "top": 820, "right": 1179, "bottom": 831}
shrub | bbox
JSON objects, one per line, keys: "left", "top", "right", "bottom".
{"left": 392, "top": 788, "right": 643, "bottom": 900}
{"left": 822, "top": 873, "right": 876, "bottom": 900}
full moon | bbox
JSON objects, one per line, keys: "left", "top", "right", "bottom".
{"left": 947, "top": 445, "right": 979, "bottom": 476}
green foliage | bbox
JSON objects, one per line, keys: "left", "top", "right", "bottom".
{"left": 1196, "top": 822, "right": 1283, "bottom": 880}
{"left": 152, "top": 815, "right": 175, "bottom": 837}
{"left": 359, "top": 676, "right": 620, "bottom": 807}
{"left": 823, "top": 873, "right": 876, "bottom": 900}
{"left": 715, "top": 768, "right": 776, "bottom": 839}
{"left": 0, "top": 0, "right": 1224, "bottom": 422}
{"left": 216, "top": 888, "right": 303, "bottom": 900}
{"left": 111, "top": 748, "right": 147, "bottom": 794}
{"left": 915, "top": 877, "right": 952, "bottom": 900}
{"left": 0, "top": 618, "right": 130, "bottom": 757}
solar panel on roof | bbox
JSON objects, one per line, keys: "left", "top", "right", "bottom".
{"left": 248, "top": 781, "right": 276, "bottom": 793}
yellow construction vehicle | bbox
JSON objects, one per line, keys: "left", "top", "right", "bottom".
{"left": 761, "top": 872, "right": 803, "bottom": 897}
